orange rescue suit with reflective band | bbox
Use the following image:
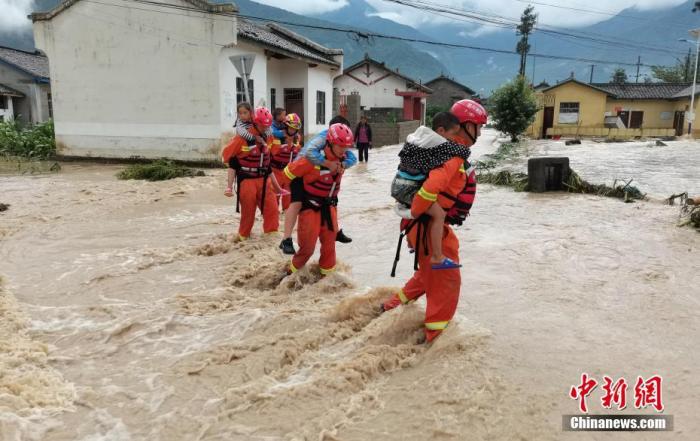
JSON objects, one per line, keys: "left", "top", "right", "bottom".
{"left": 280, "top": 149, "right": 345, "bottom": 275}
{"left": 410, "top": 157, "right": 467, "bottom": 218}
{"left": 221, "top": 129, "right": 273, "bottom": 173}
{"left": 270, "top": 134, "right": 302, "bottom": 170}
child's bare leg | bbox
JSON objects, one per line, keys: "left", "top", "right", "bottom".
{"left": 283, "top": 201, "right": 301, "bottom": 239}
{"left": 225, "top": 168, "right": 235, "bottom": 196}
{"left": 427, "top": 203, "right": 446, "bottom": 264}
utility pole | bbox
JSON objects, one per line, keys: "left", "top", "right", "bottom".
{"left": 635, "top": 56, "right": 641, "bottom": 83}
{"left": 589, "top": 64, "right": 595, "bottom": 84}
{"left": 686, "top": 48, "right": 692, "bottom": 82}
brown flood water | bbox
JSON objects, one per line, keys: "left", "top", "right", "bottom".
{"left": 1, "top": 130, "right": 699, "bottom": 440}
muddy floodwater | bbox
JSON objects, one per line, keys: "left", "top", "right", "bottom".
{"left": 1, "top": 130, "right": 699, "bottom": 440}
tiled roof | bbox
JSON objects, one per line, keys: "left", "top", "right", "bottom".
{"left": 0, "top": 46, "right": 49, "bottom": 80}
{"left": 592, "top": 82, "right": 691, "bottom": 100}
{"left": 425, "top": 75, "right": 475, "bottom": 95}
{"left": 0, "top": 83, "right": 24, "bottom": 97}
{"left": 235, "top": 21, "right": 340, "bottom": 67}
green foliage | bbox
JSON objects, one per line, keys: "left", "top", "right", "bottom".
{"left": 116, "top": 160, "right": 205, "bottom": 181}
{"left": 651, "top": 55, "right": 695, "bottom": 83}
{"left": 0, "top": 119, "right": 56, "bottom": 159}
{"left": 564, "top": 171, "right": 644, "bottom": 201}
{"left": 489, "top": 76, "right": 539, "bottom": 142}
{"left": 516, "top": 5, "right": 538, "bottom": 76}
{"left": 611, "top": 68, "right": 628, "bottom": 84}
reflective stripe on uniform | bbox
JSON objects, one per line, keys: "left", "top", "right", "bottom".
{"left": 397, "top": 289, "right": 410, "bottom": 304}
{"left": 289, "top": 261, "right": 298, "bottom": 273}
{"left": 242, "top": 146, "right": 251, "bottom": 152}
{"left": 272, "top": 139, "right": 282, "bottom": 144}
{"left": 238, "top": 235, "right": 248, "bottom": 241}
{"left": 417, "top": 187, "right": 438, "bottom": 202}
{"left": 284, "top": 166, "right": 296, "bottom": 181}
{"left": 320, "top": 266, "right": 335, "bottom": 275}
{"left": 425, "top": 321, "right": 449, "bottom": 330}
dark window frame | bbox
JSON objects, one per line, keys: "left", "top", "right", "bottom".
{"left": 270, "top": 88, "right": 276, "bottom": 110}
{"left": 559, "top": 102, "right": 580, "bottom": 113}
{"left": 236, "top": 77, "right": 254, "bottom": 104}
{"left": 316, "top": 90, "right": 326, "bottom": 125}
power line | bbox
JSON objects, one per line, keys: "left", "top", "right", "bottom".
{"left": 381, "top": 0, "right": 687, "bottom": 57}
{"left": 81, "top": 0, "right": 661, "bottom": 69}
{"left": 513, "top": 0, "right": 692, "bottom": 27}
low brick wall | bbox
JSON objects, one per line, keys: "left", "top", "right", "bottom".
{"left": 370, "top": 120, "right": 420, "bottom": 147}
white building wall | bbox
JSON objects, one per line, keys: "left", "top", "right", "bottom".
{"left": 33, "top": 0, "right": 236, "bottom": 160}
{"left": 219, "top": 43, "right": 267, "bottom": 134}
{"left": 333, "top": 65, "right": 408, "bottom": 109}
{"left": 306, "top": 65, "right": 336, "bottom": 135}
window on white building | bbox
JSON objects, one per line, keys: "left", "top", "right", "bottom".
{"left": 316, "top": 91, "right": 326, "bottom": 125}
{"left": 270, "top": 88, "right": 276, "bottom": 110}
{"left": 236, "top": 77, "right": 254, "bottom": 104}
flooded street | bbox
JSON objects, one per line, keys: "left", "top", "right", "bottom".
{"left": 1, "top": 130, "right": 699, "bottom": 440}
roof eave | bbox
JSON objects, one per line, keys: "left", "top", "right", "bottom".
{"left": 265, "top": 23, "right": 343, "bottom": 56}
{"left": 30, "top": 0, "right": 238, "bottom": 22}
{"left": 0, "top": 57, "right": 48, "bottom": 82}
{"left": 233, "top": 36, "right": 340, "bottom": 68}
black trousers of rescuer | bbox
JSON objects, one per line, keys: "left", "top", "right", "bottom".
{"left": 357, "top": 143, "right": 370, "bottom": 162}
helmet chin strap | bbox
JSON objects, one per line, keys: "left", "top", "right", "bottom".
{"left": 461, "top": 123, "right": 476, "bottom": 144}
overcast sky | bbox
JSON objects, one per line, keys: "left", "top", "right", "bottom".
{"left": 0, "top": 0, "right": 689, "bottom": 32}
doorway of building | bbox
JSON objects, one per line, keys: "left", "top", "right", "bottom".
{"left": 542, "top": 106, "right": 554, "bottom": 138}
{"left": 673, "top": 111, "right": 685, "bottom": 136}
{"left": 284, "top": 88, "right": 304, "bottom": 130}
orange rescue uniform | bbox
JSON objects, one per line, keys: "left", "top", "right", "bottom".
{"left": 270, "top": 134, "right": 302, "bottom": 211}
{"left": 221, "top": 128, "right": 279, "bottom": 239}
{"left": 393, "top": 157, "right": 468, "bottom": 342}
{"left": 279, "top": 147, "right": 344, "bottom": 275}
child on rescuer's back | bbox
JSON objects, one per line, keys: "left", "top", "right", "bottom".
{"left": 394, "top": 112, "right": 472, "bottom": 270}
{"left": 278, "top": 116, "right": 358, "bottom": 255}
{"left": 224, "top": 102, "right": 271, "bottom": 197}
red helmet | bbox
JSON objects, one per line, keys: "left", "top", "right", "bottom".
{"left": 451, "top": 99, "right": 488, "bottom": 125}
{"left": 327, "top": 123, "right": 354, "bottom": 147}
{"left": 253, "top": 107, "right": 273, "bottom": 127}
{"left": 285, "top": 113, "right": 302, "bottom": 130}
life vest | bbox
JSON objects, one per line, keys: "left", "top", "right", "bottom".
{"left": 237, "top": 137, "right": 271, "bottom": 179}
{"left": 442, "top": 162, "right": 477, "bottom": 226}
{"left": 303, "top": 166, "right": 342, "bottom": 209}
{"left": 271, "top": 136, "right": 301, "bottom": 170}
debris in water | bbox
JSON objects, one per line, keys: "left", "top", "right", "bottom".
{"left": 116, "top": 159, "right": 205, "bottom": 181}
{"left": 0, "top": 203, "right": 9, "bottom": 212}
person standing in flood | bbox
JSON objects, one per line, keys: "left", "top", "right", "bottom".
{"left": 221, "top": 106, "right": 280, "bottom": 240}
{"left": 381, "top": 99, "right": 486, "bottom": 343}
{"left": 354, "top": 116, "right": 372, "bottom": 163}
{"left": 279, "top": 123, "right": 355, "bottom": 276}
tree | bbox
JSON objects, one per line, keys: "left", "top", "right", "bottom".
{"left": 516, "top": 5, "right": 538, "bottom": 77}
{"left": 489, "top": 76, "right": 539, "bottom": 142}
{"left": 651, "top": 53, "right": 693, "bottom": 83}
{"left": 611, "top": 68, "right": 628, "bottom": 84}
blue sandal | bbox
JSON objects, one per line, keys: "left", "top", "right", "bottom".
{"left": 431, "top": 258, "right": 462, "bottom": 270}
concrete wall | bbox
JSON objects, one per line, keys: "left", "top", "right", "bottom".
{"left": 0, "top": 62, "right": 49, "bottom": 125}
{"left": 426, "top": 78, "right": 471, "bottom": 109}
{"left": 371, "top": 120, "right": 419, "bottom": 147}
{"left": 334, "top": 64, "right": 409, "bottom": 109}
{"left": 33, "top": 0, "right": 236, "bottom": 160}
